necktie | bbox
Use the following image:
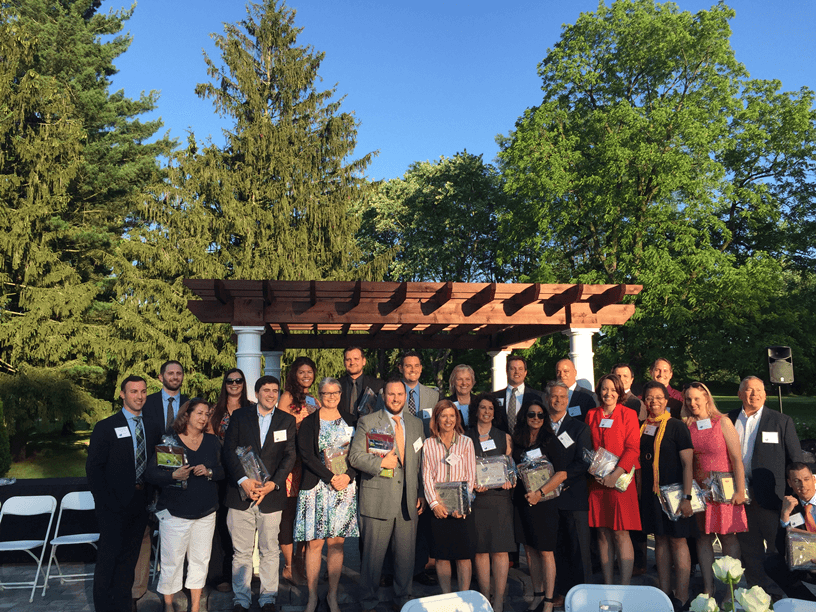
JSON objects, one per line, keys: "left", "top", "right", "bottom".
{"left": 134, "top": 416, "right": 146, "bottom": 483}
{"left": 165, "top": 396, "right": 175, "bottom": 431}
{"left": 392, "top": 416, "right": 405, "bottom": 465}
{"left": 805, "top": 504, "right": 816, "bottom": 533}
{"left": 408, "top": 390, "right": 416, "bottom": 416}
{"left": 350, "top": 381, "right": 359, "bottom": 412}
{"left": 508, "top": 389, "right": 518, "bottom": 433}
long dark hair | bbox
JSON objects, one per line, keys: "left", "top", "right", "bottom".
{"left": 210, "top": 368, "right": 250, "bottom": 436}
{"left": 512, "top": 398, "right": 554, "bottom": 450}
{"left": 285, "top": 356, "right": 317, "bottom": 412}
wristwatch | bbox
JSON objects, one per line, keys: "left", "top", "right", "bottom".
{"left": 684, "top": 494, "right": 692, "bottom": 501}
{"left": 206, "top": 468, "right": 213, "bottom": 480}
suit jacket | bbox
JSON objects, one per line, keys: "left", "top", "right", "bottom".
{"left": 567, "top": 386, "right": 597, "bottom": 423}
{"left": 622, "top": 391, "right": 647, "bottom": 421}
{"left": 348, "top": 408, "right": 425, "bottom": 521}
{"left": 222, "top": 405, "right": 297, "bottom": 513}
{"left": 338, "top": 374, "right": 384, "bottom": 425}
{"left": 144, "top": 391, "right": 189, "bottom": 433}
{"left": 492, "top": 386, "right": 543, "bottom": 434}
{"left": 728, "top": 406, "right": 802, "bottom": 511}
{"left": 408, "top": 382, "right": 440, "bottom": 437}
{"left": 297, "top": 409, "right": 357, "bottom": 491}
{"left": 86, "top": 410, "right": 162, "bottom": 513}
{"left": 553, "top": 414, "right": 593, "bottom": 511}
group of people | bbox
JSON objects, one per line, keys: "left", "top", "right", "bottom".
{"left": 85, "top": 350, "right": 812, "bottom": 612}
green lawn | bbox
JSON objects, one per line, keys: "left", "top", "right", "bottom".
{"left": 5, "top": 396, "right": 816, "bottom": 479}
{"left": 6, "top": 430, "right": 90, "bottom": 479}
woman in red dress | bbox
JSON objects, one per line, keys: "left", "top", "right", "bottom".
{"left": 586, "top": 373, "right": 641, "bottom": 585}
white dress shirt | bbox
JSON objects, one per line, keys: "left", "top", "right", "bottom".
{"left": 735, "top": 406, "right": 764, "bottom": 480}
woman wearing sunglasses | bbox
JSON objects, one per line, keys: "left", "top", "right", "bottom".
{"left": 511, "top": 398, "right": 567, "bottom": 612}
{"left": 210, "top": 369, "right": 252, "bottom": 439}
{"left": 586, "top": 373, "right": 641, "bottom": 586}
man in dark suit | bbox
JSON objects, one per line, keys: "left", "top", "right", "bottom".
{"left": 764, "top": 462, "right": 816, "bottom": 601}
{"left": 223, "top": 375, "right": 297, "bottom": 612}
{"left": 338, "top": 346, "right": 383, "bottom": 424}
{"left": 86, "top": 375, "right": 162, "bottom": 612}
{"left": 493, "top": 355, "right": 542, "bottom": 434}
{"left": 729, "top": 375, "right": 803, "bottom": 597}
{"left": 349, "top": 376, "right": 426, "bottom": 612}
{"left": 546, "top": 381, "right": 593, "bottom": 607}
{"left": 554, "top": 358, "right": 596, "bottom": 423}
{"left": 611, "top": 363, "right": 646, "bottom": 421}
{"left": 143, "top": 360, "right": 188, "bottom": 434}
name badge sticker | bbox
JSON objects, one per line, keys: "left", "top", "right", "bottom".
{"left": 115, "top": 426, "right": 131, "bottom": 439}
{"left": 558, "top": 432, "right": 575, "bottom": 448}
{"left": 599, "top": 418, "right": 614, "bottom": 429}
{"left": 155, "top": 509, "right": 171, "bottom": 522}
{"left": 273, "top": 430, "right": 287, "bottom": 443}
{"left": 423, "top": 408, "right": 433, "bottom": 419}
{"left": 446, "top": 454, "right": 461, "bottom": 466}
{"left": 413, "top": 437, "right": 422, "bottom": 453}
{"left": 526, "top": 448, "right": 543, "bottom": 461}
{"left": 344, "top": 426, "right": 355, "bottom": 439}
{"left": 762, "top": 431, "right": 779, "bottom": 444}
{"left": 696, "top": 419, "right": 712, "bottom": 431}
{"left": 480, "top": 439, "right": 497, "bottom": 452}
{"left": 644, "top": 425, "right": 657, "bottom": 436}
{"left": 568, "top": 406, "right": 582, "bottom": 417}
{"left": 497, "top": 397, "right": 504, "bottom": 407}
{"left": 790, "top": 512, "right": 805, "bottom": 528}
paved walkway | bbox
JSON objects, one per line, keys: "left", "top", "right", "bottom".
{"left": 0, "top": 537, "right": 742, "bottom": 611}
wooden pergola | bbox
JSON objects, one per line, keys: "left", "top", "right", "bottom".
{"left": 184, "top": 280, "right": 641, "bottom": 351}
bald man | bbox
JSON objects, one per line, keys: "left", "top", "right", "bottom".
{"left": 555, "top": 359, "right": 596, "bottom": 422}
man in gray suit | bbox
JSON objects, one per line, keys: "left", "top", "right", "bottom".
{"left": 399, "top": 350, "right": 439, "bottom": 437}
{"left": 349, "top": 376, "right": 427, "bottom": 612}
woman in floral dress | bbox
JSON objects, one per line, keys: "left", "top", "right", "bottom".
{"left": 295, "top": 377, "right": 358, "bottom": 612}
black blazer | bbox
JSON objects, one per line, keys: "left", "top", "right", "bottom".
{"left": 553, "top": 414, "right": 593, "bottom": 511}
{"left": 728, "top": 406, "right": 802, "bottom": 511}
{"left": 492, "top": 386, "right": 543, "bottom": 434}
{"left": 144, "top": 392, "right": 189, "bottom": 433}
{"left": 567, "top": 387, "right": 597, "bottom": 422}
{"left": 338, "top": 374, "right": 384, "bottom": 424}
{"left": 86, "top": 410, "right": 162, "bottom": 513}
{"left": 222, "top": 405, "right": 297, "bottom": 513}
{"left": 297, "top": 410, "right": 357, "bottom": 491}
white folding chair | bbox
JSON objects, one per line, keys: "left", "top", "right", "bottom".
{"left": 400, "top": 590, "right": 493, "bottom": 612}
{"left": 773, "top": 598, "right": 816, "bottom": 612}
{"left": 0, "top": 495, "right": 58, "bottom": 602}
{"left": 150, "top": 528, "right": 161, "bottom": 583}
{"left": 565, "top": 584, "right": 674, "bottom": 611}
{"left": 41, "top": 491, "right": 99, "bottom": 595}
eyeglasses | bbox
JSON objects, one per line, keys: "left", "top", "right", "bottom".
{"left": 226, "top": 378, "right": 244, "bottom": 385}
{"left": 320, "top": 391, "right": 341, "bottom": 397}
{"left": 527, "top": 411, "right": 545, "bottom": 419}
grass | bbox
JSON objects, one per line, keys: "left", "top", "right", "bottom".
{"left": 6, "top": 429, "right": 91, "bottom": 479}
{"left": 5, "top": 395, "right": 816, "bottom": 479}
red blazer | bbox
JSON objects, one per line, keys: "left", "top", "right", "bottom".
{"left": 586, "top": 404, "right": 640, "bottom": 472}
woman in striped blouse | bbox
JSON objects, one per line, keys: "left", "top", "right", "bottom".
{"left": 422, "top": 399, "right": 477, "bottom": 593}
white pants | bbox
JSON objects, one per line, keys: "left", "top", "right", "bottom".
{"left": 157, "top": 511, "right": 217, "bottom": 595}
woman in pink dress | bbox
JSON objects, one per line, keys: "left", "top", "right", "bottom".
{"left": 682, "top": 382, "right": 747, "bottom": 597}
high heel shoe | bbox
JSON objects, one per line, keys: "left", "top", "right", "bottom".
{"left": 527, "top": 591, "right": 545, "bottom": 612}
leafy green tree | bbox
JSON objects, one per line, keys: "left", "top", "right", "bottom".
{"left": 0, "top": 1, "right": 174, "bottom": 400}
{"left": 499, "top": 0, "right": 816, "bottom": 386}
{"left": 0, "top": 398, "right": 10, "bottom": 477}
{"left": 113, "top": 0, "right": 387, "bottom": 388}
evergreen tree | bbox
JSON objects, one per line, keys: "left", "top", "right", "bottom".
{"left": 114, "top": 0, "right": 387, "bottom": 391}
{"left": 0, "top": 1, "right": 174, "bottom": 401}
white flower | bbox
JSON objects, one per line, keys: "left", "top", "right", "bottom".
{"left": 689, "top": 594, "right": 719, "bottom": 612}
{"left": 734, "top": 586, "right": 772, "bottom": 612}
{"left": 712, "top": 556, "right": 744, "bottom": 585}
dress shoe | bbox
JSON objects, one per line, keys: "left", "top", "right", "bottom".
{"left": 632, "top": 565, "right": 647, "bottom": 576}
{"left": 233, "top": 605, "right": 248, "bottom": 612}
{"left": 551, "top": 593, "right": 565, "bottom": 608}
{"left": 261, "top": 604, "right": 277, "bottom": 612}
{"left": 379, "top": 574, "right": 393, "bottom": 587}
{"left": 413, "top": 571, "right": 437, "bottom": 586}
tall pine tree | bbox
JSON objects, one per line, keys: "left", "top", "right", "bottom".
{"left": 115, "top": 0, "right": 387, "bottom": 392}
{"left": 0, "top": 1, "right": 174, "bottom": 402}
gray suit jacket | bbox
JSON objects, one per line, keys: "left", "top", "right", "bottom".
{"left": 406, "top": 382, "right": 439, "bottom": 437}
{"left": 349, "top": 408, "right": 425, "bottom": 521}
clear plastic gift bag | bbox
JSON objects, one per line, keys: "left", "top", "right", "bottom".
{"left": 475, "top": 455, "right": 515, "bottom": 489}
{"left": 324, "top": 442, "right": 350, "bottom": 475}
{"left": 583, "top": 446, "right": 634, "bottom": 491}
{"left": 706, "top": 471, "right": 751, "bottom": 504}
{"left": 517, "top": 457, "right": 561, "bottom": 501}
{"left": 435, "top": 481, "right": 471, "bottom": 516}
{"left": 786, "top": 529, "right": 816, "bottom": 570}
{"left": 659, "top": 481, "right": 707, "bottom": 521}
{"left": 366, "top": 427, "right": 395, "bottom": 478}
{"left": 235, "top": 445, "right": 271, "bottom": 501}
{"left": 357, "top": 387, "right": 379, "bottom": 418}
{"left": 155, "top": 435, "right": 188, "bottom": 489}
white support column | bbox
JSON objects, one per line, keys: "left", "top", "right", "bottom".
{"left": 562, "top": 328, "right": 600, "bottom": 393}
{"left": 488, "top": 349, "right": 511, "bottom": 391}
{"left": 262, "top": 350, "right": 284, "bottom": 381}
{"left": 233, "top": 326, "right": 265, "bottom": 402}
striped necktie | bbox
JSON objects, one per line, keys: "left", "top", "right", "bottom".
{"left": 134, "top": 416, "right": 147, "bottom": 483}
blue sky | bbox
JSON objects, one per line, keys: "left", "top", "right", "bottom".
{"left": 111, "top": 0, "right": 815, "bottom": 181}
